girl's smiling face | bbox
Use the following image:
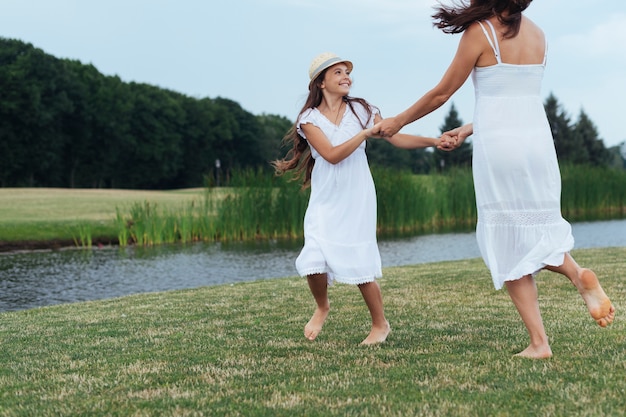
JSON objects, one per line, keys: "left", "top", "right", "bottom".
{"left": 320, "top": 63, "right": 352, "bottom": 95}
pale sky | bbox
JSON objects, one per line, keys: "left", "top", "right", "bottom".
{"left": 2, "top": 0, "right": 625, "bottom": 147}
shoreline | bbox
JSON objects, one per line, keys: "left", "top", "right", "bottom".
{"left": 0, "top": 237, "right": 117, "bottom": 253}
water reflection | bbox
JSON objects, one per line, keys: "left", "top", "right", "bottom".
{"left": 1, "top": 219, "right": 625, "bottom": 312}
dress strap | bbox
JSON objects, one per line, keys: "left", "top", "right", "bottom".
{"left": 477, "top": 20, "right": 501, "bottom": 64}
{"left": 543, "top": 37, "right": 548, "bottom": 65}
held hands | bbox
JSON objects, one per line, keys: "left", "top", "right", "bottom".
{"left": 373, "top": 117, "right": 402, "bottom": 138}
{"left": 437, "top": 133, "right": 457, "bottom": 151}
{"left": 368, "top": 121, "right": 472, "bottom": 151}
{"left": 436, "top": 123, "right": 473, "bottom": 152}
{"left": 368, "top": 121, "right": 385, "bottom": 138}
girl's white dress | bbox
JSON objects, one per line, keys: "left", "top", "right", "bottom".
{"left": 472, "top": 20, "right": 574, "bottom": 290}
{"left": 295, "top": 101, "right": 382, "bottom": 285}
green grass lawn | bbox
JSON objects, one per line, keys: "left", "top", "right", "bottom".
{"left": 0, "top": 188, "right": 206, "bottom": 243}
{"left": 0, "top": 247, "right": 624, "bottom": 416}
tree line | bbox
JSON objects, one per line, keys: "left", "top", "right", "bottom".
{"left": 0, "top": 38, "right": 623, "bottom": 189}
{"left": 0, "top": 38, "right": 292, "bottom": 189}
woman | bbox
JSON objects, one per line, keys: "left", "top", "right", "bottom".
{"left": 377, "top": 0, "right": 615, "bottom": 358}
{"left": 273, "top": 52, "right": 440, "bottom": 345}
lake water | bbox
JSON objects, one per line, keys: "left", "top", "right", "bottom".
{"left": 1, "top": 219, "right": 625, "bottom": 312}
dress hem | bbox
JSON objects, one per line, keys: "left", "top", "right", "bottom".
{"left": 493, "top": 251, "right": 569, "bottom": 290}
{"left": 298, "top": 267, "right": 381, "bottom": 286}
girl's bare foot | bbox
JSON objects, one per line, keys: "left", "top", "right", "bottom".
{"left": 576, "top": 269, "right": 615, "bottom": 327}
{"left": 304, "top": 307, "right": 329, "bottom": 341}
{"left": 360, "top": 321, "right": 391, "bottom": 345}
{"left": 514, "top": 343, "right": 553, "bottom": 359}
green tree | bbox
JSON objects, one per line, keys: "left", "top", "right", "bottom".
{"left": 256, "top": 113, "right": 293, "bottom": 165}
{"left": 0, "top": 39, "right": 29, "bottom": 186}
{"left": 365, "top": 138, "right": 416, "bottom": 171}
{"left": 59, "top": 60, "right": 99, "bottom": 188}
{"left": 0, "top": 41, "right": 72, "bottom": 186}
{"left": 606, "top": 144, "right": 625, "bottom": 170}
{"left": 89, "top": 75, "right": 134, "bottom": 188}
{"left": 572, "top": 109, "right": 609, "bottom": 166}
{"left": 410, "top": 148, "right": 437, "bottom": 174}
{"left": 544, "top": 93, "right": 585, "bottom": 163}
{"left": 213, "top": 97, "right": 263, "bottom": 173}
{"left": 119, "top": 83, "right": 184, "bottom": 189}
{"left": 174, "top": 97, "right": 221, "bottom": 187}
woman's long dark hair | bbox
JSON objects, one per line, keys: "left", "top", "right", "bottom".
{"left": 432, "top": 0, "right": 532, "bottom": 38}
{"left": 272, "top": 66, "right": 376, "bottom": 189}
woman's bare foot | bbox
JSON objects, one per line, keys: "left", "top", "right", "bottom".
{"left": 575, "top": 269, "right": 615, "bottom": 327}
{"left": 514, "top": 343, "right": 553, "bottom": 359}
{"left": 360, "top": 321, "right": 391, "bottom": 345}
{"left": 304, "top": 307, "right": 330, "bottom": 341}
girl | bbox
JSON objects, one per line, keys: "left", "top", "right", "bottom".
{"left": 273, "top": 52, "right": 441, "bottom": 345}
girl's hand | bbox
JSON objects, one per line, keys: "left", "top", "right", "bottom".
{"left": 368, "top": 122, "right": 384, "bottom": 138}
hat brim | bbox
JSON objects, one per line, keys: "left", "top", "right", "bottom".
{"left": 309, "top": 58, "right": 353, "bottom": 83}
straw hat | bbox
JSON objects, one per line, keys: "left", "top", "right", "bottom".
{"left": 308, "top": 52, "right": 353, "bottom": 82}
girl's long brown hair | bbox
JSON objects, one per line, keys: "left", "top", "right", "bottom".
{"left": 272, "top": 66, "right": 376, "bottom": 189}
{"left": 432, "top": 0, "right": 532, "bottom": 38}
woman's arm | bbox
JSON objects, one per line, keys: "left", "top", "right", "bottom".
{"left": 377, "top": 24, "right": 487, "bottom": 137}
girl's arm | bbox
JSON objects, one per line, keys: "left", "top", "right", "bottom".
{"left": 373, "top": 110, "right": 440, "bottom": 149}
{"left": 383, "top": 133, "right": 440, "bottom": 149}
{"left": 301, "top": 123, "right": 374, "bottom": 164}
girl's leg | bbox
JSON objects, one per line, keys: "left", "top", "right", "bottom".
{"left": 505, "top": 275, "right": 553, "bottom": 359}
{"left": 358, "top": 281, "right": 391, "bottom": 345}
{"left": 545, "top": 253, "right": 615, "bottom": 327}
{"left": 304, "top": 273, "right": 330, "bottom": 341}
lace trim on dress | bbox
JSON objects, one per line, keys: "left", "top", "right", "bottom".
{"left": 298, "top": 265, "right": 328, "bottom": 277}
{"left": 333, "top": 275, "right": 379, "bottom": 285}
{"left": 481, "top": 209, "right": 563, "bottom": 226}
{"left": 298, "top": 267, "right": 379, "bottom": 286}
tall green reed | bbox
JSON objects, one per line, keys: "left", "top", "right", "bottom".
{"left": 215, "top": 167, "right": 308, "bottom": 240}
{"left": 560, "top": 164, "right": 626, "bottom": 221}
{"left": 112, "top": 165, "right": 625, "bottom": 247}
{"left": 71, "top": 223, "right": 93, "bottom": 249}
{"left": 375, "top": 168, "right": 437, "bottom": 235}
{"left": 115, "top": 208, "right": 130, "bottom": 247}
{"left": 114, "top": 198, "right": 218, "bottom": 246}
{"left": 374, "top": 167, "right": 476, "bottom": 237}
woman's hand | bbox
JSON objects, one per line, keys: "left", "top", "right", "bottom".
{"left": 376, "top": 117, "right": 403, "bottom": 138}
{"left": 438, "top": 123, "right": 473, "bottom": 151}
{"left": 446, "top": 123, "right": 473, "bottom": 143}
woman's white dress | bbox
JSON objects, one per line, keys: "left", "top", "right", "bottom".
{"left": 295, "top": 102, "right": 382, "bottom": 285}
{"left": 472, "top": 21, "right": 574, "bottom": 290}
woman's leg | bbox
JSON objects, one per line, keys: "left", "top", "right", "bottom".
{"left": 505, "top": 275, "right": 553, "bottom": 359}
{"left": 304, "top": 273, "right": 330, "bottom": 341}
{"left": 358, "top": 281, "right": 391, "bottom": 345}
{"left": 545, "top": 253, "right": 615, "bottom": 327}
